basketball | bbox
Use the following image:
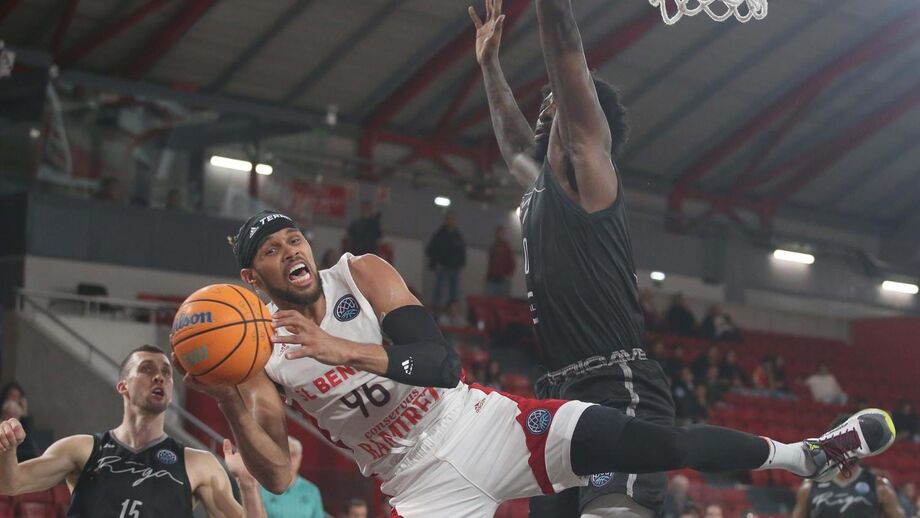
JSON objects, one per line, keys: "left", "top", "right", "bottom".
{"left": 170, "top": 284, "right": 272, "bottom": 385}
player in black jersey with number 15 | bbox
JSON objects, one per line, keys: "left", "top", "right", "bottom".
{"left": 0, "top": 345, "right": 265, "bottom": 518}
{"left": 473, "top": 0, "right": 674, "bottom": 516}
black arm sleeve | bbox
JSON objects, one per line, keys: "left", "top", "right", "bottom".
{"left": 381, "top": 305, "right": 462, "bottom": 388}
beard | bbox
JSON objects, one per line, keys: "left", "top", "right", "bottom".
{"left": 265, "top": 273, "right": 324, "bottom": 308}
{"left": 134, "top": 393, "right": 168, "bottom": 415}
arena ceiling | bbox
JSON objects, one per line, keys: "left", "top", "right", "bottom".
{"left": 3, "top": 0, "right": 920, "bottom": 246}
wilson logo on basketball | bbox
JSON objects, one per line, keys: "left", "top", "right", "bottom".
{"left": 172, "top": 311, "right": 213, "bottom": 333}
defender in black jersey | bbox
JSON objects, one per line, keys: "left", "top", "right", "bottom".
{"left": 473, "top": 0, "right": 673, "bottom": 515}
{"left": 793, "top": 465, "right": 904, "bottom": 518}
{"left": 0, "top": 345, "right": 265, "bottom": 518}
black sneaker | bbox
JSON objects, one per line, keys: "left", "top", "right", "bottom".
{"left": 803, "top": 408, "right": 896, "bottom": 482}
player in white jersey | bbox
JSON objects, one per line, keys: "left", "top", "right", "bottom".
{"left": 177, "top": 210, "right": 897, "bottom": 518}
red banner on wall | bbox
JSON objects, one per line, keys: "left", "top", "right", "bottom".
{"left": 261, "top": 176, "right": 348, "bottom": 221}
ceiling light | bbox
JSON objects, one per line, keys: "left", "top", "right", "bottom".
{"left": 650, "top": 271, "right": 666, "bottom": 282}
{"left": 210, "top": 155, "right": 252, "bottom": 172}
{"left": 434, "top": 196, "right": 451, "bottom": 207}
{"left": 255, "top": 163, "right": 273, "bottom": 175}
{"left": 772, "top": 249, "right": 814, "bottom": 265}
{"left": 882, "top": 280, "right": 918, "bottom": 295}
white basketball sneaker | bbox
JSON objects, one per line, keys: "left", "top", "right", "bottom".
{"left": 803, "top": 408, "right": 897, "bottom": 482}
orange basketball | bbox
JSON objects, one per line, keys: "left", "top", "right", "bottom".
{"left": 170, "top": 284, "right": 272, "bottom": 385}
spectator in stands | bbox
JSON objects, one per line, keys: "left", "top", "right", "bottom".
{"left": 661, "top": 474, "right": 695, "bottom": 518}
{"left": 704, "top": 504, "right": 723, "bottom": 518}
{"left": 892, "top": 400, "right": 918, "bottom": 441}
{"left": 260, "top": 436, "right": 324, "bottom": 518}
{"left": 344, "top": 498, "right": 369, "bottom": 518}
{"left": 164, "top": 188, "right": 182, "bottom": 210}
{"left": 668, "top": 293, "right": 698, "bottom": 336}
{"left": 751, "top": 356, "right": 775, "bottom": 391}
{"left": 426, "top": 210, "right": 466, "bottom": 308}
{"left": 485, "top": 225, "right": 515, "bottom": 297}
{"left": 679, "top": 509, "right": 701, "bottom": 518}
{"left": 700, "top": 304, "right": 741, "bottom": 342}
{"left": 718, "top": 350, "right": 746, "bottom": 389}
{"left": 320, "top": 248, "right": 338, "bottom": 270}
{"left": 771, "top": 354, "right": 788, "bottom": 392}
{"left": 95, "top": 176, "right": 121, "bottom": 202}
{"left": 692, "top": 346, "right": 721, "bottom": 382}
{"left": 0, "top": 382, "right": 37, "bottom": 460}
{"left": 347, "top": 201, "right": 382, "bottom": 256}
{"left": 703, "top": 366, "right": 724, "bottom": 405}
{"left": 688, "top": 386, "right": 709, "bottom": 423}
{"left": 673, "top": 368, "right": 701, "bottom": 424}
{"left": 805, "top": 362, "right": 848, "bottom": 405}
{"left": 640, "top": 289, "right": 663, "bottom": 331}
{"left": 481, "top": 360, "right": 503, "bottom": 390}
{"left": 899, "top": 482, "right": 917, "bottom": 517}
{"left": 663, "top": 344, "right": 687, "bottom": 382}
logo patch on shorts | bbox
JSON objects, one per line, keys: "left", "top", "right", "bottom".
{"left": 333, "top": 295, "right": 361, "bottom": 322}
{"left": 591, "top": 472, "right": 614, "bottom": 487}
{"left": 526, "top": 409, "right": 552, "bottom": 435}
{"left": 156, "top": 449, "right": 178, "bottom": 465}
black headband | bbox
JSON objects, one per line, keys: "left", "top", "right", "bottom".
{"left": 233, "top": 210, "right": 296, "bottom": 268}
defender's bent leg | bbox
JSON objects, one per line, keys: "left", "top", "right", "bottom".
{"left": 570, "top": 405, "right": 811, "bottom": 477}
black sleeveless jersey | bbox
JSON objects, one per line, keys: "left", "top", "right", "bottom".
{"left": 68, "top": 431, "right": 194, "bottom": 518}
{"left": 520, "top": 161, "right": 644, "bottom": 371}
{"left": 808, "top": 468, "right": 881, "bottom": 518}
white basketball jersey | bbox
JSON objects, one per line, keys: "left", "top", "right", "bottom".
{"left": 264, "top": 253, "right": 458, "bottom": 478}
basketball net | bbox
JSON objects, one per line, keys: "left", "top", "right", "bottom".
{"left": 649, "top": 0, "right": 768, "bottom": 25}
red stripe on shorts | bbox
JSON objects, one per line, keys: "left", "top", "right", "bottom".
{"left": 469, "top": 383, "right": 567, "bottom": 495}
{"left": 390, "top": 507, "right": 403, "bottom": 518}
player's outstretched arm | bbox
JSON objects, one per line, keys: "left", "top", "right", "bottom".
{"left": 877, "top": 476, "right": 907, "bottom": 518}
{"left": 178, "top": 364, "right": 292, "bottom": 494}
{"left": 790, "top": 480, "right": 811, "bottom": 518}
{"left": 189, "top": 443, "right": 266, "bottom": 518}
{"left": 471, "top": 0, "right": 538, "bottom": 185}
{"left": 0, "top": 420, "right": 91, "bottom": 495}
{"left": 275, "top": 254, "right": 461, "bottom": 388}
{"left": 535, "top": 0, "right": 619, "bottom": 212}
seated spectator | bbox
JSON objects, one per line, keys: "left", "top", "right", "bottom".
{"left": 704, "top": 504, "right": 723, "bottom": 518}
{"left": 667, "top": 293, "right": 697, "bottom": 336}
{"left": 662, "top": 474, "right": 696, "bottom": 518}
{"left": 679, "top": 508, "right": 702, "bottom": 518}
{"left": 892, "top": 400, "right": 918, "bottom": 440}
{"left": 804, "top": 363, "right": 848, "bottom": 405}
{"left": 1, "top": 381, "right": 38, "bottom": 460}
{"left": 347, "top": 201, "right": 382, "bottom": 255}
{"left": 344, "top": 498, "right": 369, "bottom": 518}
{"left": 898, "top": 482, "right": 917, "bottom": 518}
{"left": 692, "top": 346, "right": 721, "bottom": 382}
{"left": 771, "top": 354, "right": 788, "bottom": 392}
{"left": 672, "top": 367, "right": 696, "bottom": 420}
{"left": 718, "top": 350, "right": 746, "bottom": 389}
{"left": 700, "top": 304, "right": 741, "bottom": 342}
{"left": 686, "top": 386, "right": 709, "bottom": 423}
{"left": 703, "top": 366, "right": 724, "bottom": 405}
{"left": 320, "top": 248, "right": 339, "bottom": 270}
{"left": 640, "top": 289, "right": 663, "bottom": 331}
{"left": 751, "top": 356, "right": 775, "bottom": 391}
{"left": 485, "top": 225, "right": 515, "bottom": 297}
{"left": 260, "top": 436, "right": 324, "bottom": 518}
{"left": 481, "top": 360, "right": 503, "bottom": 390}
{"left": 663, "top": 344, "right": 687, "bottom": 382}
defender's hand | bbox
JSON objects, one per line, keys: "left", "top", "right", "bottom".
{"left": 470, "top": 0, "right": 506, "bottom": 65}
{"left": 172, "top": 353, "right": 239, "bottom": 401}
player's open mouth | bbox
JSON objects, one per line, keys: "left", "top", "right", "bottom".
{"left": 151, "top": 388, "right": 165, "bottom": 398}
{"left": 288, "top": 262, "right": 312, "bottom": 288}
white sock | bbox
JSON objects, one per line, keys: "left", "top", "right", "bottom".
{"left": 756, "top": 438, "right": 814, "bottom": 476}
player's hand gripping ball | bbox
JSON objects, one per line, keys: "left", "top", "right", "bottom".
{"left": 170, "top": 284, "right": 272, "bottom": 385}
